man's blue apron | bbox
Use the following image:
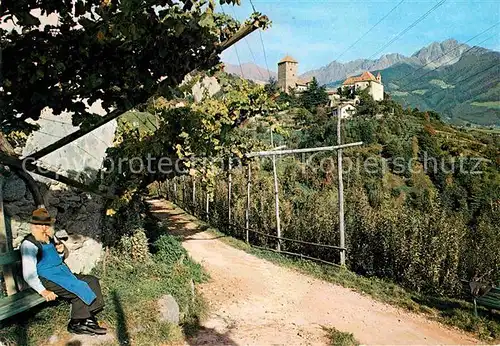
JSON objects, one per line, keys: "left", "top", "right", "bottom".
{"left": 37, "top": 243, "right": 96, "bottom": 305}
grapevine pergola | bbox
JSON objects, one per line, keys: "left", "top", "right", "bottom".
{"left": 167, "top": 114, "right": 363, "bottom": 266}
{"left": 0, "top": 0, "right": 270, "bottom": 207}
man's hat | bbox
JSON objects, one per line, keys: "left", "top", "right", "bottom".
{"left": 30, "top": 208, "right": 55, "bottom": 225}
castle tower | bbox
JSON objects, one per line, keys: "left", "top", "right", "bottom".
{"left": 278, "top": 55, "right": 298, "bottom": 94}
{"left": 376, "top": 72, "right": 382, "bottom": 83}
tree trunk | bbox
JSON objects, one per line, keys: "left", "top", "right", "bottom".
{"left": 0, "top": 132, "right": 44, "bottom": 207}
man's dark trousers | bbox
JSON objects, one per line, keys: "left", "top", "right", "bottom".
{"left": 40, "top": 274, "right": 105, "bottom": 320}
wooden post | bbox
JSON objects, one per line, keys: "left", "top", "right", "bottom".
{"left": 337, "top": 111, "right": 346, "bottom": 266}
{"left": 192, "top": 178, "right": 196, "bottom": 208}
{"left": 0, "top": 175, "right": 17, "bottom": 295}
{"left": 173, "top": 179, "right": 177, "bottom": 203}
{"left": 181, "top": 176, "right": 185, "bottom": 206}
{"left": 245, "top": 164, "right": 251, "bottom": 243}
{"left": 271, "top": 130, "right": 282, "bottom": 252}
{"left": 228, "top": 158, "right": 232, "bottom": 226}
{"left": 205, "top": 190, "right": 210, "bottom": 221}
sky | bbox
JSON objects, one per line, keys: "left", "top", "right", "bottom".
{"left": 220, "top": 0, "right": 500, "bottom": 73}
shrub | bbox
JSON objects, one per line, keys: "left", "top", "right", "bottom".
{"left": 118, "top": 228, "right": 150, "bottom": 263}
{"left": 153, "top": 234, "right": 188, "bottom": 265}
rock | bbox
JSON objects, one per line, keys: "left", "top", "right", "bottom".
{"left": 22, "top": 107, "right": 116, "bottom": 185}
{"left": 9, "top": 218, "right": 31, "bottom": 242}
{"left": 47, "top": 196, "right": 60, "bottom": 204}
{"left": 190, "top": 279, "right": 195, "bottom": 303}
{"left": 65, "top": 239, "right": 83, "bottom": 251}
{"left": 48, "top": 335, "right": 59, "bottom": 344}
{"left": 67, "top": 219, "right": 101, "bottom": 238}
{"left": 12, "top": 199, "right": 37, "bottom": 216}
{"left": 66, "top": 195, "right": 82, "bottom": 202}
{"left": 3, "top": 176, "right": 27, "bottom": 202}
{"left": 192, "top": 76, "right": 221, "bottom": 103}
{"left": 47, "top": 207, "right": 58, "bottom": 219}
{"left": 64, "top": 238, "right": 103, "bottom": 274}
{"left": 158, "top": 294, "right": 180, "bottom": 325}
{"left": 13, "top": 236, "right": 25, "bottom": 249}
{"left": 4, "top": 204, "right": 21, "bottom": 217}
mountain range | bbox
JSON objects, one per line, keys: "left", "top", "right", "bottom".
{"left": 304, "top": 39, "right": 472, "bottom": 86}
{"left": 381, "top": 49, "right": 499, "bottom": 126}
{"left": 224, "top": 62, "right": 277, "bottom": 84}
{"left": 223, "top": 39, "right": 499, "bottom": 126}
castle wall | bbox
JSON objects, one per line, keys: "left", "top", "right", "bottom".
{"left": 369, "top": 81, "right": 384, "bottom": 101}
{"left": 354, "top": 81, "right": 370, "bottom": 90}
{"left": 278, "top": 62, "right": 298, "bottom": 93}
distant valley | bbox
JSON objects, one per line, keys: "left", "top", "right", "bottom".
{"left": 224, "top": 39, "right": 499, "bottom": 126}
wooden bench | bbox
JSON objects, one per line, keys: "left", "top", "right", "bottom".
{"left": 463, "top": 280, "right": 500, "bottom": 317}
{"left": 0, "top": 249, "right": 45, "bottom": 321}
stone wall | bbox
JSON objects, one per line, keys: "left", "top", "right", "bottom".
{"left": 2, "top": 174, "right": 104, "bottom": 274}
{"left": 2, "top": 103, "right": 116, "bottom": 274}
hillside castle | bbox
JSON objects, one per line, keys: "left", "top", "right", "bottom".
{"left": 277, "top": 55, "right": 311, "bottom": 93}
{"left": 277, "top": 55, "right": 384, "bottom": 102}
{"left": 342, "top": 71, "right": 384, "bottom": 101}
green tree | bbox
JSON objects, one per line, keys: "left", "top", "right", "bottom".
{"left": 0, "top": 0, "right": 269, "bottom": 202}
{"left": 299, "top": 77, "right": 328, "bottom": 112}
{"left": 0, "top": 0, "right": 269, "bottom": 132}
{"left": 356, "top": 88, "right": 380, "bottom": 116}
{"left": 264, "top": 77, "right": 279, "bottom": 97}
{"left": 102, "top": 73, "right": 278, "bottom": 213}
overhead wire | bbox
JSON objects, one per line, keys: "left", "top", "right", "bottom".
{"left": 334, "top": 0, "right": 406, "bottom": 63}
{"left": 248, "top": 0, "right": 272, "bottom": 81}
{"left": 33, "top": 116, "right": 111, "bottom": 147}
{"left": 402, "top": 34, "right": 497, "bottom": 88}
{"left": 399, "top": 62, "right": 499, "bottom": 111}
{"left": 221, "top": 4, "right": 245, "bottom": 79}
{"left": 393, "top": 22, "right": 500, "bottom": 86}
{"left": 229, "top": 4, "right": 265, "bottom": 81}
{"left": 394, "top": 27, "right": 499, "bottom": 108}
{"left": 29, "top": 129, "right": 104, "bottom": 165}
{"left": 368, "top": 0, "right": 447, "bottom": 60}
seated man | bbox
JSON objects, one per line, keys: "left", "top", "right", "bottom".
{"left": 20, "top": 207, "right": 107, "bottom": 335}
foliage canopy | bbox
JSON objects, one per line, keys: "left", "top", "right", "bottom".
{"left": 0, "top": 0, "right": 269, "bottom": 132}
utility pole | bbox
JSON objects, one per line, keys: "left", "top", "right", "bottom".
{"left": 228, "top": 157, "right": 232, "bottom": 225}
{"left": 192, "top": 177, "right": 196, "bottom": 206}
{"left": 271, "top": 129, "right": 282, "bottom": 252}
{"left": 337, "top": 110, "right": 346, "bottom": 266}
{"left": 205, "top": 190, "right": 210, "bottom": 221}
{"left": 245, "top": 164, "right": 251, "bottom": 244}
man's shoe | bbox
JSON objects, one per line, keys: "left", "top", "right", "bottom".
{"left": 85, "top": 318, "right": 107, "bottom": 334}
{"left": 67, "top": 321, "right": 96, "bottom": 335}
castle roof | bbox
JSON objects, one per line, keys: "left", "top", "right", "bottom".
{"left": 296, "top": 77, "right": 312, "bottom": 86}
{"left": 279, "top": 55, "right": 298, "bottom": 64}
{"left": 342, "top": 71, "right": 378, "bottom": 85}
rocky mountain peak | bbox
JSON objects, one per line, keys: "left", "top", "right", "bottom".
{"left": 411, "top": 39, "right": 469, "bottom": 67}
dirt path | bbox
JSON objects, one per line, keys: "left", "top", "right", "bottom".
{"left": 150, "top": 200, "right": 478, "bottom": 346}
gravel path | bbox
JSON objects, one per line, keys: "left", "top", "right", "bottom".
{"left": 150, "top": 200, "right": 478, "bottom": 346}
